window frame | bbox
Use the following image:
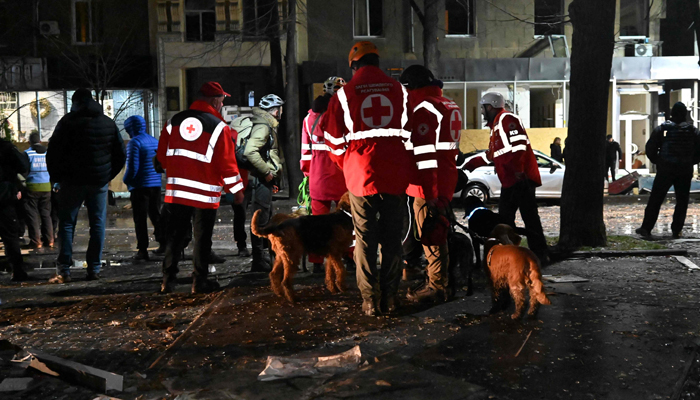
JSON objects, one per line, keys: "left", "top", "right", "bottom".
{"left": 72, "top": 0, "right": 95, "bottom": 45}
{"left": 185, "top": 0, "right": 216, "bottom": 42}
{"left": 618, "top": 0, "right": 649, "bottom": 40}
{"left": 444, "top": 0, "right": 476, "bottom": 37}
{"left": 353, "top": 0, "right": 383, "bottom": 38}
{"left": 533, "top": 0, "right": 565, "bottom": 38}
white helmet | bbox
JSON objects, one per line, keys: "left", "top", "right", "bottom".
{"left": 480, "top": 92, "right": 505, "bottom": 109}
{"left": 323, "top": 76, "right": 346, "bottom": 94}
{"left": 259, "top": 94, "right": 285, "bottom": 109}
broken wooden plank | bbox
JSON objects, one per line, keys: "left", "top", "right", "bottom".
{"left": 672, "top": 256, "right": 700, "bottom": 271}
{"left": 569, "top": 249, "right": 687, "bottom": 258}
{"left": 27, "top": 349, "right": 123, "bottom": 392}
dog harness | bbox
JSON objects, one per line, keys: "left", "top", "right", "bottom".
{"left": 467, "top": 207, "right": 488, "bottom": 221}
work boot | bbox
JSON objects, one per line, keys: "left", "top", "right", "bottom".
{"left": 11, "top": 268, "right": 29, "bottom": 282}
{"left": 152, "top": 243, "right": 166, "bottom": 255}
{"left": 380, "top": 294, "right": 400, "bottom": 314}
{"left": 237, "top": 244, "right": 251, "bottom": 257}
{"left": 251, "top": 252, "right": 271, "bottom": 272}
{"left": 86, "top": 271, "right": 100, "bottom": 281}
{"left": 134, "top": 250, "right": 150, "bottom": 262}
{"left": 160, "top": 275, "right": 176, "bottom": 294}
{"left": 406, "top": 283, "right": 444, "bottom": 304}
{"left": 209, "top": 251, "right": 225, "bottom": 264}
{"left": 673, "top": 231, "right": 682, "bottom": 239}
{"left": 312, "top": 263, "right": 324, "bottom": 274}
{"left": 191, "top": 277, "right": 220, "bottom": 294}
{"left": 635, "top": 227, "right": 651, "bottom": 238}
{"left": 361, "top": 299, "right": 379, "bottom": 317}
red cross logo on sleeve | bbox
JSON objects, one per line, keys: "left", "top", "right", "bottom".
{"left": 449, "top": 110, "right": 462, "bottom": 142}
{"left": 361, "top": 94, "right": 394, "bottom": 128}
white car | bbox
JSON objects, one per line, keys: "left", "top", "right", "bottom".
{"left": 455, "top": 150, "right": 565, "bottom": 202}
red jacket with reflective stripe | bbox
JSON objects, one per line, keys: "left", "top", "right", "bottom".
{"left": 406, "top": 85, "right": 462, "bottom": 201}
{"left": 300, "top": 109, "right": 347, "bottom": 201}
{"left": 322, "top": 65, "right": 413, "bottom": 197}
{"left": 464, "top": 109, "right": 541, "bottom": 189}
{"left": 156, "top": 100, "right": 244, "bottom": 209}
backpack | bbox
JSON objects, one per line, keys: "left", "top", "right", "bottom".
{"left": 230, "top": 115, "right": 255, "bottom": 170}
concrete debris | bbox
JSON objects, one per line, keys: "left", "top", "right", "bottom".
{"left": 543, "top": 275, "right": 590, "bottom": 283}
{"left": 672, "top": 256, "right": 700, "bottom": 271}
{"left": 0, "top": 377, "right": 33, "bottom": 391}
{"left": 259, "top": 345, "right": 362, "bottom": 381}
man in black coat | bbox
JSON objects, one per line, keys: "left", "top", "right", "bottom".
{"left": 47, "top": 88, "right": 126, "bottom": 283}
{"left": 636, "top": 102, "right": 700, "bottom": 239}
{"left": 0, "top": 138, "right": 30, "bottom": 281}
{"left": 605, "top": 134, "right": 622, "bottom": 181}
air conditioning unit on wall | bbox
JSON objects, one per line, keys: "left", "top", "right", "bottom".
{"left": 39, "top": 21, "right": 60, "bottom": 36}
{"left": 635, "top": 43, "right": 653, "bottom": 57}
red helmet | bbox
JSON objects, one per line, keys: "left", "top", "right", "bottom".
{"left": 348, "top": 41, "right": 379, "bottom": 67}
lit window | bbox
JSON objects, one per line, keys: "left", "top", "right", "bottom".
{"left": 353, "top": 0, "right": 383, "bottom": 37}
{"left": 445, "top": 0, "right": 474, "bottom": 36}
{"left": 186, "top": 0, "right": 216, "bottom": 41}
{"left": 619, "top": 0, "right": 648, "bottom": 38}
{"left": 72, "top": 0, "right": 103, "bottom": 44}
{"left": 534, "top": 0, "right": 564, "bottom": 36}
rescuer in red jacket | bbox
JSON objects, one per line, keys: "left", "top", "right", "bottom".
{"left": 157, "top": 81, "right": 245, "bottom": 294}
{"left": 400, "top": 65, "right": 462, "bottom": 304}
{"left": 323, "top": 41, "right": 413, "bottom": 316}
{"left": 300, "top": 76, "right": 350, "bottom": 274}
{"left": 463, "top": 92, "right": 549, "bottom": 264}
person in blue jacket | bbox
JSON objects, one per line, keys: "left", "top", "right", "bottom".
{"left": 123, "top": 115, "right": 163, "bottom": 261}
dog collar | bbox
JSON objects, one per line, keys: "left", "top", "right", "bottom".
{"left": 486, "top": 244, "right": 501, "bottom": 269}
{"left": 467, "top": 207, "right": 488, "bottom": 221}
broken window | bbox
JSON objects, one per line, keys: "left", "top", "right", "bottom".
{"left": 534, "top": 0, "right": 564, "bottom": 36}
{"left": 619, "top": 0, "right": 649, "bottom": 38}
{"left": 243, "top": 0, "right": 278, "bottom": 37}
{"left": 445, "top": 0, "right": 474, "bottom": 36}
{"left": 72, "top": 0, "right": 103, "bottom": 44}
{"left": 353, "top": 0, "right": 383, "bottom": 37}
{"left": 185, "top": 0, "right": 216, "bottom": 41}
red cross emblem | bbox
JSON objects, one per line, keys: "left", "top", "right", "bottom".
{"left": 180, "top": 117, "right": 203, "bottom": 141}
{"left": 417, "top": 123, "right": 430, "bottom": 135}
{"left": 361, "top": 94, "right": 393, "bottom": 128}
{"left": 449, "top": 110, "right": 462, "bottom": 142}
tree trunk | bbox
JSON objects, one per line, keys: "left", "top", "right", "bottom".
{"left": 268, "top": 1, "right": 284, "bottom": 96}
{"left": 423, "top": 0, "right": 443, "bottom": 72}
{"left": 557, "top": 0, "right": 616, "bottom": 250}
{"left": 284, "top": 0, "right": 302, "bottom": 198}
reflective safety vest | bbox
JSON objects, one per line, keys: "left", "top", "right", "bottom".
{"left": 464, "top": 109, "right": 541, "bottom": 189}
{"left": 300, "top": 109, "right": 347, "bottom": 201}
{"left": 156, "top": 100, "right": 243, "bottom": 209}
{"left": 405, "top": 85, "right": 462, "bottom": 200}
{"left": 322, "top": 65, "right": 413, "bottom": 197}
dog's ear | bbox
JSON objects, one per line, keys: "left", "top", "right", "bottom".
{"left": 509, "top": 231, "right": 522, "bottom": 246}
{"left": 338, "top": 191, "right": 352, "bottom": 212}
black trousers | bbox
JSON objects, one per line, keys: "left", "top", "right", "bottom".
{"left": 232, "top": 202, "right": 247, "bottom": 248}
{"left": 51, "top": 189, "right": 59, "bottom": 240}
{"left": 641, "top": 163, "right": 693, "bottom": 234}
{"left": 162, "top": 203, "right": 216, "bottom": 280}
{"left": 606, "top": 161, "right": 617, "bottom": 182}
{"left": 401, "top": 196, "right": 422, "bottom": 266}
{"left": 130, "top": 187, "right": 162, "bottom": 252}
{"left": 247, "top": 177, "right": 273, "bottom": 257}
{"left": 24, "top": 191, "right": 53, "bottom": 246}
{"left": 0, "top": 203, "right": 23, "bottom": 272}
{"left": 498, "top": 179, "right": 548, "bottom": 260}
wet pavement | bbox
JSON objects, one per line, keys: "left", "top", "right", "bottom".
{"left": 1, "top": 196, "right": 700, "bottom": 399}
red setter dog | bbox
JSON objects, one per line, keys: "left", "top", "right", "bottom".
{"left": 483, "top": 225, "right": 551, "bottom": 319}
{"left": 251, "top": 193, "right": 353, "bottom": 303}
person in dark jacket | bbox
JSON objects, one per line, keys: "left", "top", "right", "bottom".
{"left": 0, "top": 137, "right": 30, "bottom": 281}
{"left": 605, "top": 135, "right": 622, "bottom": 181}
{"left": 636, "top": 102, "right": 700, "bottom": 239}
{"left": 550, "top": 137, "right": 563, "bottom": 163}
{"left": 47, "top": 88, "right": 126, "bottom": 283}
{"left": 123, "top": 115, "right": 162, "bottom": 261}
{"left": 23, "top": 132, "right": 53, "bottom": 249}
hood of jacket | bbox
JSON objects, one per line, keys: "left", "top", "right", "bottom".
{"left": 124, "top": 115, "right": 147, "bottom": 138}
{"left": 312, "top": 93, "right": 332, "bottom": 113}
{"left": 251, "top": 107, "right": 279, "bottom": 129}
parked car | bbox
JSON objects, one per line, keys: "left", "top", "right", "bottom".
{"left": 455, "top": 149, "right": 565, "bottom": 202}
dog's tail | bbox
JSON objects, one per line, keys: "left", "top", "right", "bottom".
{"left": 251, "top": 209, "right": 280, "bottom": 238}
{"left": 528, "top": 259, "right": 551, "bottom": 305}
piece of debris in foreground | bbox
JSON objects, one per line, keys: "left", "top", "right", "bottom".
{"left": 672, "top": 256, "right": 700, "bottom": 271}
{"left": 258, "top": 345, "right": 362, "bottom": 381}
{"left": 543, "top": 275, "right": 590, "bottom": 283}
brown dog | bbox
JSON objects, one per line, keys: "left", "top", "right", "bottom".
{"left": 251, "top": 193, "right": 354, "bottom": 303}
{"left": 483, "top": 231, "right": 551, "bottom": 319}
